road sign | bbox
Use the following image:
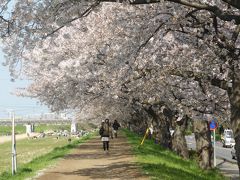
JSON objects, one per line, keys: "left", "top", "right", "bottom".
{"left": 209, "top": 120, "right": 218, "bottom": 130}
{"left": 209, "top": 119, "right": 218, "bottom": 167}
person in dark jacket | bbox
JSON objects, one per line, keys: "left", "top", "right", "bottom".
{"left": 112, "top": 120, "right": 121, "bottom": 138}
{"left": 100, "top": 119, "right": 110, "bottom": 153}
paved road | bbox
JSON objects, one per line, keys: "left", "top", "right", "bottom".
{"left": 186, "top": 134, "right": 239, "bottom": 179}
{"left": 216, "top": 159, "right": 239, "bottom": 180}
{"left": 185, "top": 135, "right": 236, "bottom": 163}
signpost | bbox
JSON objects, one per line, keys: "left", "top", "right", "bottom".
{"left": 140, "top": 128, "right": 149, "bottom": 146}
{"left": 209, "top": 119, "right": 218, "bottom": 167}
{"left": 11, "top": 111, "right": 17, "bottom": 175}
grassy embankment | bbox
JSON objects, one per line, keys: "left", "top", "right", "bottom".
{"left": 0, "top": 125, "right": 26, "bottom": 135}
{"left": 0, "top": 133, "right": 94, "bottom": 180}
{"left": 0, "top": 124, "right": 70, "bottom": 135}
{"left": 123, "top": 129, "right": 227, "bottom": 180}
{"left": 0, "top": 123, "right": 97, "bottom": 136}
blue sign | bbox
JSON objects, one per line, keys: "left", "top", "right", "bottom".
{"left": 209, "top": 120, "right": 218, "bottom": 130}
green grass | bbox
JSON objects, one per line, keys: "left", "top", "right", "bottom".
{"left": 0, "top": 137, "right": 69, "bottom": 174}
{"left": 123, "top": 129, "right": 227, "bottom": 180}
{"left": 185, "top": 129, "right": 193, "bottom": 136}
{"left": 215, "top": 133, "right": 221, "bottom": 141}
{"left": 34, "top": 124, "right": 70, "bottom": 132}
{"left": 0, "top": 134, "right": 93, "bottom": 180}
{"left": 0, "top": 125, "right": 25, "bottom": 135}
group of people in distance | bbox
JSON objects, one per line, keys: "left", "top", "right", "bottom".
{"left": 99, "top": 119, "right": 121, "bottom": 153}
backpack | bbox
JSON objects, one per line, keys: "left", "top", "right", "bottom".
{"left": 99, "top": 127, "right": 104, "bottom": 136}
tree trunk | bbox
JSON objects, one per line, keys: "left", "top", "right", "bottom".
{"left": 152, "top": 114, "right": 172, "bottom": 148}
{"left": 229, "top": 70, "right": 240, "bottom": 173}
{"left": 172, "top": 116, "right": 189, "bottom": 159}
{"left": 131, "top": 118, "right": 148, "bottom": 135}
{"left": 193, "top": 120, "right": 212, "bottom": 169}
{"left": 146, "top": 107, "right": 172, "bottom": 148}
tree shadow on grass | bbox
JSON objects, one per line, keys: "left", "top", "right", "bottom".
{"left": 135, "top": 144, "right": 196, "bottom": 169}
{"left": 124, "top": 130, "right": 224, "bottom": 180}
{"left": 21, "top": 167, "right": 32, "bottom": 173}
{"left": 140, "top": 162, "right": 222, "bottom": 180}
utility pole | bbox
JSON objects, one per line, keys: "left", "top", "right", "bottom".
{"left": 11, "top": 110, "right": 17, "bottom": 175}
{"left": 213, "top": 128, "right": 216, "bottom": 167}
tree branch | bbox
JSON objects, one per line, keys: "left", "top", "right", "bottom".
{"left": 43, "top": 2, "right": 99, "bottom": 38}
{"left": 168, "top": 0, "right": 240, "bottom": 24}
{"left": 221, "top": 0, "right": 240, "bottom": 9}
{"left": 98, "top": 0, "right": 240, "bottom": 24}
{"left": 168, "top": 69, "right": 231, "bottom": 92}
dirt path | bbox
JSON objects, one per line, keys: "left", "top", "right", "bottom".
{"left": 0, "top": 133, "right": 40, "bottom": 144}
{"left": 35, "top": 134, "right": 149, "bottom": 180}
{"left": 0, "top": 134, "right": 27, "bottom": 144}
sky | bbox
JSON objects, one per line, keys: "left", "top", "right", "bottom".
{"left": 0, "top": 50, "right": 49, "bottom": 118}
{"left": 0, "top": 2, "right": 50, "bottom": 119}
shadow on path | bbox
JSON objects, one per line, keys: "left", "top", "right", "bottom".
{"left": 36, "top": 134, "right": 148, "bottom": 180}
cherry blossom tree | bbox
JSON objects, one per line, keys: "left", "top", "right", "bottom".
{"left": 0, "top": 0, "right": 239, "bottom": 170}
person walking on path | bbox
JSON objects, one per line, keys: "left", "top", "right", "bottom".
{"left": 99, "top": 119, "right": 111, "bottom": 153}
{"left": 112, "top": 119, "right": 121, "bottom": 138}
{"left": 36, "top": 132, "right": 149, "bottom": 180}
